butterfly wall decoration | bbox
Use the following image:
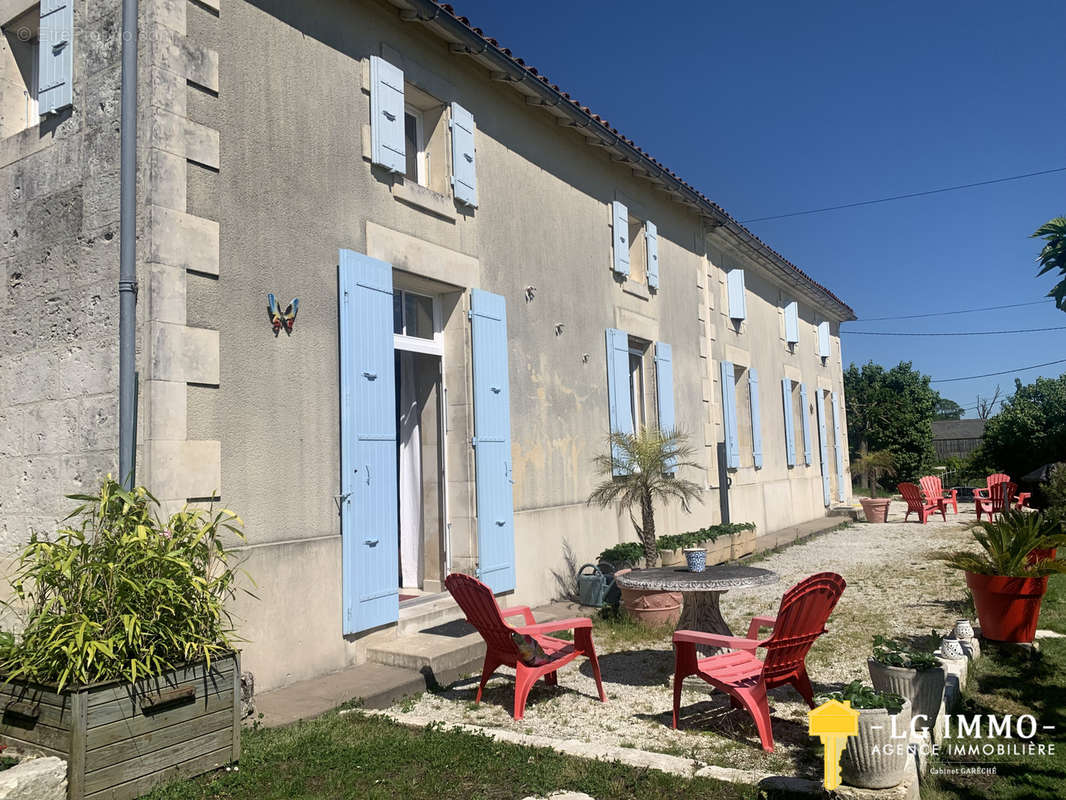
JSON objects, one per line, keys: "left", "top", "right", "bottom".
{"left": 267, "top": 294, "right": 299, "bottom": 336}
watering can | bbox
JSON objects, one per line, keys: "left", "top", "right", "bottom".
{"left": 576, "top": 562, "right": 618, "bottom": 608}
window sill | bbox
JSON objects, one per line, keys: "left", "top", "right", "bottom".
{"left": 391, "top": 180, "right": 457, "bottom": 221}
{"left": 0, "top": 122, "right": 48, "bottom": 169}
{"left": 622, "top": 280, "right": 650, "bottom": 300}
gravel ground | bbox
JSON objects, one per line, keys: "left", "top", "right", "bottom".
{"left": 387, "top": 501, "right": 978, "bottom": 777}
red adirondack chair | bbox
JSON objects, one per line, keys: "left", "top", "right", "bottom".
{"left": 898, "top": 482, "right": 947, "bottom": 523}
{"left": 671, "top": 572, "right": 846, "bottom": 752}
{"left": 919, "top": 475, "right": 958, "bottom": 514}
{"left": 976, "top": 481, "right": 1016, "bottom": 522}
{"left": 444, "top": 573, "right": 606, "bottom": 720}
{"left": 974, "top": 473, "right": 1010, "bottom": 500}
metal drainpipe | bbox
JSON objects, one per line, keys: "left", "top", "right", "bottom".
{"left": 118, "top": 0, "right": 139, "bottom": 489}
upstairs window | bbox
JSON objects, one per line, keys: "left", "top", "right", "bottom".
{"left": 403, "top": 105, "right": 426, "bottom": 186}
{"left": 1, "top": 7, "right": 39, "bottom": 139}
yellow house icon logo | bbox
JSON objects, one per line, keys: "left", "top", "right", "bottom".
{"left": 808, "top": 698, "right": 860, "bottom": 790}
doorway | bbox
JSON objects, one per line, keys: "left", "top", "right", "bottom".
{"left": 393, "top": 288, "right": 448, "bottom": 597}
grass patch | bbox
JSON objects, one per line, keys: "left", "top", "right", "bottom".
{"left": 143, "top": 712, "right": 758, "bottom": 800}
{"left": 1040, "top": 573, "right": 1066, "bottom": 635}
{"left": 922, "top": 638, "right": 1066, "bottom": 800}
{"left": 590, "top": 605, "right": 675, "bottom": 650}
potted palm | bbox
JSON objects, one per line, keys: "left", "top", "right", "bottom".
{"left": 821, "top": 681, "right": 911, "bottom": 789}
{"left": 588, "top": 428, "right": 701, "bottom": 625}
{"left": 934, "top": 510, "right": 1066, "bottom": 642}
{"left": 0, "top": 478, "right": 250, "bottom": 799}
{"left": 867, "top": 635, "right": 945, "bottom": 730}
{"left": 851, "top": 448, "right": 896, "bottom": 523}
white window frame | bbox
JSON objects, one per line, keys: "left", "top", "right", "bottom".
{"left": 404, "top": 104, "right": 428, "bottom": 187}
{"left": 628, "top": 346, "right": 645, "bottom": 432}
{"left": 393, "top": 288, "right": 442, "bottom": 356}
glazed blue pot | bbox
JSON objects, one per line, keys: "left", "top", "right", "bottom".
{"left": 683, "top": 548, "right": 707, "bottom": 573}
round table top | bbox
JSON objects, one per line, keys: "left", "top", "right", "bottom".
{"left": 614, "top": 565, "right": 779, "bottom": 592}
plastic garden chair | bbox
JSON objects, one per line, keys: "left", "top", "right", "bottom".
{"left": 898, "top": 482, "right": 947, "bottom": 523}
{"left": 974, "top": 473, "right": 1010, "bottom": 500}
{"left": 671, "top": 572, "right": 846, "bottom": 752}
{"left": 919, "top": 475, "right": 958, "bottom": 514}
{"left": 444, "top": 573, "right": 606, "bottom": 720}
{"left": 976, "top": 481, "right": 1016, "bottom": 522}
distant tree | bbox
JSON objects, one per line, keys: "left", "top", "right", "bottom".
{"left": 1034, "top": 217, "right": 1066, "bottom": 309}
{"left": 844, "top": 361, "right": 938, "bottom": 486}
{"left": 934, "top": 398, "right": 965, "bottom": 420}
{"left": 982, "top": 375, "right": 1066, "bottom": 478}
{"left": 975, "top": 386, "right": 1002, "bottom": 420}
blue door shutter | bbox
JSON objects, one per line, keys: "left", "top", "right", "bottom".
{"left": 605, "top": 328, "right": 633, "bottom": 474}
{"left": 720, "top": 361, "right": 739, "bottom": 469}
{"left": 450, "top": 102, "right": 478, "bottom": 207}
{"left": 784, "top": 301, "right": 799, "bottom": 344}
{"left": 645, "top": 221, "right": 659, "bottom": 289}
{"left": 38, "top": 0, "right": 74, "bottom": 115}
{"left": 370, "top": 55, "right": 405, "bottom": 173}
{"left": 817, "top": 321, "right": 831, "bottom": 358}
{"left": 338, "top": 249, "right": 398, "bottom": 634}
{"left": 815, "top": 388, "right": 831, "bottom": 507}
{"left": 727, "top": 269, "right": 746, "bottom": 320}
{"left": 799, "top": 383, "right": 813, "bottom": 466}
{"left": 654, "top": 342, "right": 675, "bottom": 472}
{"left": 832, "top": 391, "right": 846, "bottom": 501}
{"left": 470, "top": 290, "right": 516, "bottom": 593}
{"left": 749, "top": 367, "right": 763, "bottom": 469}
{"left": 611, "top": 201, "right": 630, "bottom": 277}
{"left": 781, "top": 378, "right": 796, "bottom": 467}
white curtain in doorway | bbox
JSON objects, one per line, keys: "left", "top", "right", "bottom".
{"left": 398, "top": 352, "right": 423, "bottom": 588}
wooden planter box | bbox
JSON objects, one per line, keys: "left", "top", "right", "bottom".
{"left": 729, "top": 529, "right": 756, "bottom": 560}
{"left": 0, "top": 653, "right": 240, "bottom": 800}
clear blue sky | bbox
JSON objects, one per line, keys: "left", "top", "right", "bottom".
{"left": 449, "top": 0, "right": 1066, "bottom": 417}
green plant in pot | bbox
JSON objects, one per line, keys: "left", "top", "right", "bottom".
{"left": 867, "top": 635, "right": 945, "bottom": 731}
{"left": 934, "top": 510, "right": 1066, "bottom": 643}
{"left": 588, "top": 429, "right": 701, "bottom": 626}
{"left": 820, "top": 680, "right": 911, "bottom": 790}
{"left": 0, "top": 478, "right": 252, "bottom": 796}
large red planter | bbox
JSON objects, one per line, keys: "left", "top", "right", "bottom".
{"left": 1026, "top": 547, "right": 1057, "bottom": 567}
{"left": 966, "top": 571, "right": 1048, "bottom": 643}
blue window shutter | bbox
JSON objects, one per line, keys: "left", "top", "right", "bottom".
{"left": 470, "top": 290, "right": 515, "bottom": 593}
{"left": 727, "top": 269, "right": 746, "bottom": 320}
{"left": 338, "top": 249, "right": 398, "bottom": 634}
{"left": 645, "top": 221, "right": 659, "bottom": 289}
{"left": 450, "top": 102, "right": 478, "bottom": 207}
{"left": 612, "top": 201, "right": 630, "bottom": 277}
{"left": 784, "top": 301, "right": 799, "bottom": 344}
{"left": 782, "top": 378, "right": 796, "bottom": 467}
{"left": 605, "top": 328, "right": 633, "bottom": 475}
{"left": 38, "top": 0, "right": 74, "bottom": 115}
{"left": 749, "top": 368, "right": 763, "bottom": 469}
{"left": 370, "top": 55, "right": 405, "bottom": 173}
{"left": 832, "top": 390, "right": 846, "bottom": 501}
{"left": 654, "top": 342, "right": 675, "bottom": 471}
{"left": 799, "top": 383, "right": 813, "bottom": 466}
{"left": 815, "top": 388, "right": 831, "bottom": 507}
{"left": 818, "top": 321, "right": 831, "bottom": 358}
{"left": 720, "top": 361, "right": 739, "bottom": 469}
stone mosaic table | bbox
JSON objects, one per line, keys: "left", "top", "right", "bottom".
{"left": 615, "top": 565, "right": 779, "bottom": 655}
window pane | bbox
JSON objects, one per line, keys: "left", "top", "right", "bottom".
{"left": 404, "top": 293, "right": 434, "bottom": 340}
{"left": 629, "top": 352, "right": 644, "bottom": 430}
{"left": 393, "top": 291, "right": 403, "bottom": 335}
{"left": 404, "top": 113, "right": 419, "bottom": 182}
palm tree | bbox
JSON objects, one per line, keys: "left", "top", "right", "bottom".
{"left": 588, "top": 429, "right": 703, "bottom": 566}
{"left": 1034, "top": 217, "right": 1066, "bottom": 310}
{"left": 850, "top": 446, "right": 896, "bottom": 493}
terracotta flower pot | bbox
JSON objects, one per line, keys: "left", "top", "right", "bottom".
{"left": 620, "top": 586, "right": 682, "bottom": 627}
{"left": 859, "top": 497, "right": 891, "bottom": 523}
{"left": 966, "top": 571, "right": 1048, "bottom": 643}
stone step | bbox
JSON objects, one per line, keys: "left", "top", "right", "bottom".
{"left": 397, "top": 592, "right": 467, "bottom": 635}
{"left": 365, "top": 627, "right": 487, "bottom": 688}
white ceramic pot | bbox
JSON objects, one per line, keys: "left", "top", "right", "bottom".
{"left": 953, "top": 619, "right": 975, "bottom": 640}
{"left": 940, "top": 637, "right": 965, "bottom": 659}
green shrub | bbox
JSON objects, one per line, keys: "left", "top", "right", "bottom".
{"left": 871, "top": 635, "right": 940, "bottom": 671}
{"left": 0, "top": 478, "right": 251, "bottom": 690}
{"left": 820, "top": 680, "right": 906, "bottom": 714}
{"left": 657, "top": 522, "right": 756, "bottom": 552}
{"left": 596, "top": 542, "right": 644, "bottom": 568}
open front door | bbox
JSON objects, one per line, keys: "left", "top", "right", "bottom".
{"left": 470, "top": 290, "right": 516, "bottom": 594}
{"left": 339, "top": 250, "right": 399, "bottom": 634}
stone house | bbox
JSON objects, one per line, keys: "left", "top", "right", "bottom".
{"left": 0, "top": 0, "right": 855, "bottom": 692}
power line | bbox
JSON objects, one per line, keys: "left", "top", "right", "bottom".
{"left": 740, "top": 166, "right": 1066, "bottom": 223}
{"left": 851, "top": 299, "right": 1052, "bottom": 322}
{"left": 845, "top": 325, "right": 1066, "bottom": 337}
{"left": 931, "top": 357, "right": 1066, "bottom": 384}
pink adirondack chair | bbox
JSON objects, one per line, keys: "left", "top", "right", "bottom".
{"left": 671, "top": 572, "right": 846, "bottom": 752}
{"left": 976, "top": 481, "right": 1016, "bottom": 522}
{"left": 919, "top": 475, "right": 958, "bottom": 514}
{"left": 444, "top": 573, "right": 606, "bottom": 720}
{"left": 899, "top": 482, "right": 947, "bottom": 523}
